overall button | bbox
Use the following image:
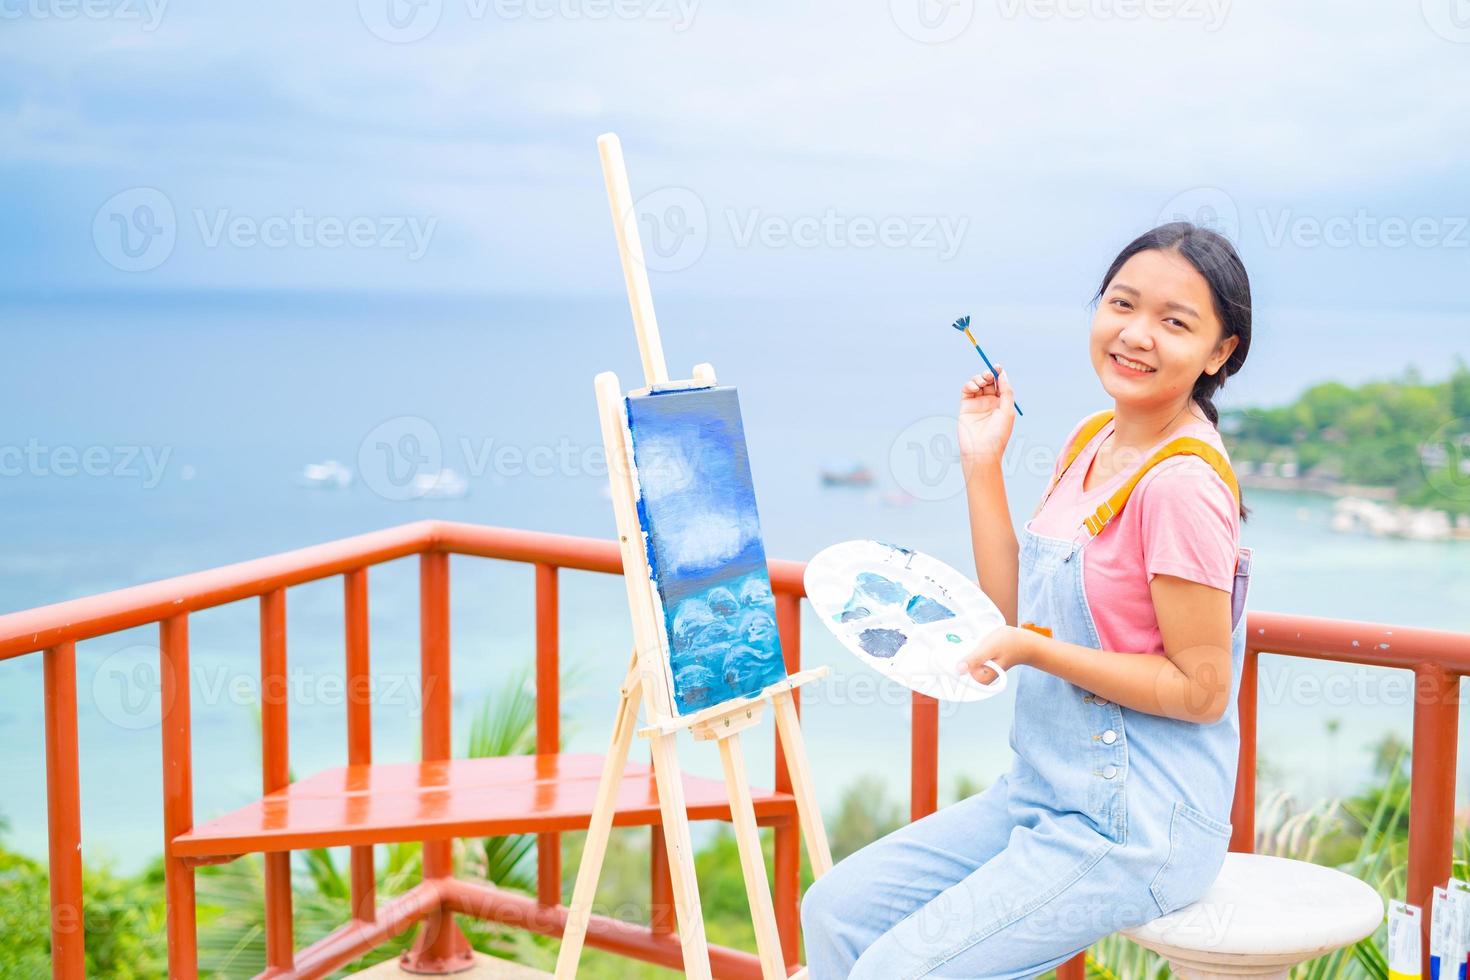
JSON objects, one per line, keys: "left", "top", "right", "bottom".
{"left": 1101, "top": 730, "right": 1117, "bottom": 744}
{"left": 1083, "top": 694, "right": 1094, "bottom": 703}
{"left": 1102, "top": 765, "right": 1118, "bottom": 779}
{"left": 1094, "top": 697, "right": 1110, "bottom": 706}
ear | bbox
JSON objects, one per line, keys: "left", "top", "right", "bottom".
{"left": 1205, "top": 333, "right": 1239, "bottom": 377}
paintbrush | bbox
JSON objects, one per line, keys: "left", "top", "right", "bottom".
{"left": 952, "top": 315, "right": 1023, "bottom": 417}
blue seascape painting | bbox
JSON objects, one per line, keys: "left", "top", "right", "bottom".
{"left": 624, "top": 385, "right": 787, "bottom": 715}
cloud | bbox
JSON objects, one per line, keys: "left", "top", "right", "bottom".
{"left": 0, "top": 1, "right": 1466, "bottom": 300}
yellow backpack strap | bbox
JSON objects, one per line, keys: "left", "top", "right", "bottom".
{"left": 1079, "top": 436, "right": 1240, "bottom": 540}
{"left": 1040, "top": 409, "right": 1114, "bottom": 504}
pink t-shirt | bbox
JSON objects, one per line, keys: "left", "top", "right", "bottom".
{"left": 1027, "top": 414, "right": 1241, "bottom": 656}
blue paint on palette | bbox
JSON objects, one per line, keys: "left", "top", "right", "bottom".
{"left": 625, "top": 386, "right": 786, "bottom": 715}
{"left": 905, "top": 594, "right": 955, "bottom": 624}
{"left": 858, "top": 628, "right": 907, "bottom": 658}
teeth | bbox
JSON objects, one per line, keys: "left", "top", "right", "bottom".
{"left": 1113, "top": 354, "right": 1155, "bottom": 373}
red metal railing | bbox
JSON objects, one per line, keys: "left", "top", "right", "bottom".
{"left": 0, "top": 519, "right": 1464, "bottom": 978}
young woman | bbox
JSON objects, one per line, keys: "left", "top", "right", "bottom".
{"left": 801, "top": 222, "right": 1254, "bottom": 979}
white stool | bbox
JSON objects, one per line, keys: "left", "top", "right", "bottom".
{"left": 1121, "top": 852, "right": 1384, "bottom": 979}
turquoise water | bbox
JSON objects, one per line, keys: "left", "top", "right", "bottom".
{"left": 2, "top": 292, "right": 1468, "bottom": 869}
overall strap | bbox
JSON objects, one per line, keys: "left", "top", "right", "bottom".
{"left": 1039, "top": 409, "right": 1115, "bottom": 507}
{"left": 1079, "top": 436, "right": 1241, "bottom": 540}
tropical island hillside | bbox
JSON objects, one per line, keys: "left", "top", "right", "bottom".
{"left": 1221, "top": 360, "right": 1470, "bottom": 539}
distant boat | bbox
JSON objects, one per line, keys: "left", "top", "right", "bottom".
{"left": 411, "top": 468, "right": 468, "bottom": 500}
{"left": 301, "top": 460, "right": 352, "bottom": 490}
{"left": 820, "top": 461, "right": 874, "bottom": 487}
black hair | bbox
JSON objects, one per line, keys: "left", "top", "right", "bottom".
{"left": 1094, "top": 221, "right": 1253, "bottom": 519}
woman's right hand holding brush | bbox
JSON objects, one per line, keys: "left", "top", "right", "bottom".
{"left": 958, "top": 365, "right": 1017, "bottom": 468}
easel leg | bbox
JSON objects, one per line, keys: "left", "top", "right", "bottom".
{"left": 772, "top": 689, "right": 834, "bottom": 878}
{"left": 648, "top": 729, "right": 715, "bottom": 980}
{"left": 718, "top": 731, "right": 787, "bottom": 980}
{"left": 554, "top": 652, "right": 642, "bottom": 980}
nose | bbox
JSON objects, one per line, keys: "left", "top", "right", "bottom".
{"left": 1118, "top": 316, "right": 1155, "bottom": 352}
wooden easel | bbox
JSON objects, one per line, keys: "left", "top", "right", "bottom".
{"left": 553, "top": 134, "right": 833, "bottom": 980}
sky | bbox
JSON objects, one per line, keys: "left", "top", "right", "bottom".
{"left": 1, "top": 0, "right": 1468, "bottom": 313}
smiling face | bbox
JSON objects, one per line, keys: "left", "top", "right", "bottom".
{"left": 1090, "top": 247, "right": 1239, "bottom": 413}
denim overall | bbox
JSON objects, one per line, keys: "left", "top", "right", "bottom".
{"left": 802, "top": 420, "right": 1253, "bottom": 979}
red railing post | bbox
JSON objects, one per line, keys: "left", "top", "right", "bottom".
{"left": 1408, "top": 662, "right": 1459, "bottom": 969}
{"left": 1231, "top": 646, "right": 1259, "bottom": 852}
{"left": 403, "top": 551, "right": 473, "bottom": 974}
{"left": 650, "top": 825, "right": 675, "bottom": 935}
{"left": 535, "top": 562, "right": 562, "bottom": 909}
{"left": 910, "top": 692, "right": 939, "bottom": 821}
{"left": 43, "top": 641, "right": 84, "bottom": 980}
{"left": 345, "top": 568, "right": 377, "bottom": 923}
{"left": 773, "top": 591, "right": 803, "bottom": 967}
{"left": 1056, "top": 953, "right": 1086, "bottom": 978}
{"left": 160, "top": 613, "right": 199, "bottom": 979}
{"left": 260, "top": 588, "right": 294, "bottom": 972}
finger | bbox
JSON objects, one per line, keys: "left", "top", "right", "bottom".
{"left": 954, "top": 657, "right": 990, "bottom": 683}
{"left": 997, "top": 368, "right": 1015, "bottom": 406}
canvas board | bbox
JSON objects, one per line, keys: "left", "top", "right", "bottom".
{"left": 623, "top": 384, "right": 787, "bottom": 716}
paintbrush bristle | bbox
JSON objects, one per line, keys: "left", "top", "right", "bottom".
{"left": 951, "top": 315, "right": 970, "bottom": 331}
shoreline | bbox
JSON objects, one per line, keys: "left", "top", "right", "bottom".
{"left": 1241, "top": 475, "right": 1470, "bottom": 541}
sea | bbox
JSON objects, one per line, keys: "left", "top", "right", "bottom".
{"left": 2, "top": 290, "right": 1468, "bottom": 870}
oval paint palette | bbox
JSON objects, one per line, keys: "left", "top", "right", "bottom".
{"left": 804, "top": 540, "right": 1010, "bottom": 702}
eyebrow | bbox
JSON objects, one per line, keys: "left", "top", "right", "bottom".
{"left": 1109, "top": 282, "right": 1200, "bottom": 319}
